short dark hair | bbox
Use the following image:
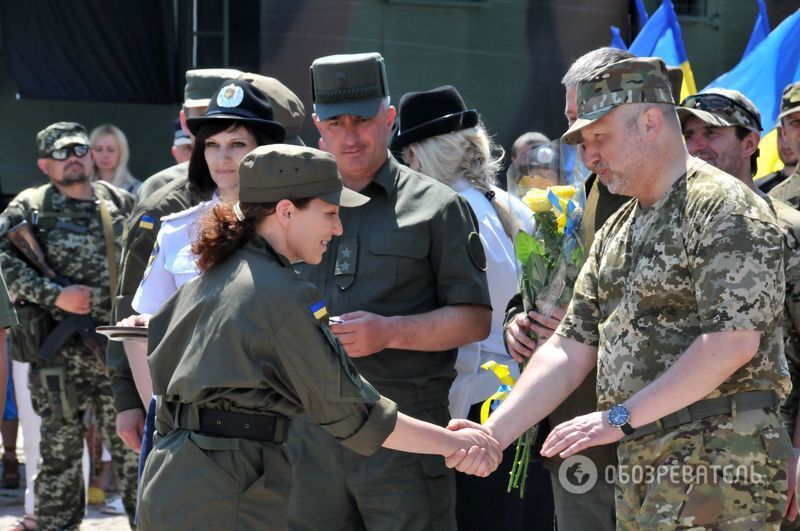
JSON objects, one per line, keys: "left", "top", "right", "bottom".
{"left": 188, "top": 120, "right": 276, "bottom": 199}
{"left": 733, "top": 126, "right": 760, "bottom": 175}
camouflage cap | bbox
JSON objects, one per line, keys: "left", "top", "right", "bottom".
{"left": 310, "top": 52, "right": 389, "bottom": 120}
{"left": 562, "top": 57, "right": 674, "bottom": 145}
{"left": 238, "top": 144, "right": 369, "bottom": 207}
{"left": 238, "top": 73, "right": 306, "bottom": 145}
{"left": 36, "top": 122, "right": 90, "bottom": 155}
{"left": 677, "top": 88, "right": 762, "bottom": 133}
{"left": 184, "top": 68, "right": 244, "bottom": 108}
{"left": 779, "top": 81, "right": 800, "bottom": 121}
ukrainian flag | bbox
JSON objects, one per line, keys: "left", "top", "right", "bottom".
{"left": 742, "top": 0, "right": 770, "bottom": 60}
{"left": 706, "top": 8, "right": 800, "bottom": 178}
{"left": 629, "top": 0, "right": 697, "bottom": 102}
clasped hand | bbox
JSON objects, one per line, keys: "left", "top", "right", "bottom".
{"left": 443, "top": 419, "right": 503, "bottom": 477}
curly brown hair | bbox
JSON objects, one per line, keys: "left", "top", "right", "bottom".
{"left": 192, "top": 199, "right": 312, "bottom": 271}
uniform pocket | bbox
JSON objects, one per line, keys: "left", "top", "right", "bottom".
{"left": 368, "top": 230, "right": 430, "bottom": 300}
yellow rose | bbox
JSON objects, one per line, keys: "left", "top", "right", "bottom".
{"left": 522, "top": 189, "right": 551, "bottom": 213}
{"left": 550, "top": 185, "right": 576, "bottom": 200}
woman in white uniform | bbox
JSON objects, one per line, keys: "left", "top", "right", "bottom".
{"left": 131, "top": 77, "right": 286, "bottom": 315}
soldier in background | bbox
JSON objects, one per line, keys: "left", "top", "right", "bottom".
{"left": 452, "top": 57, "right": 793, "bottom": 529}
{"left": 0, "top": 123, "right": 138, "bottom": 530}
{"left": 758, "top": 125, "right": 799, "bottom": 193}
{"left": 769, "top": 82, "right": 800, "bottom": 207}
{"left": 678, "top": 88, "right": 800, "bottom": 525}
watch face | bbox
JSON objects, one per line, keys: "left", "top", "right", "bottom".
{"left": 608, "top": 405, "right": 630, "bottom": 427}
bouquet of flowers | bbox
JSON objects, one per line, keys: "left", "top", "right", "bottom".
{"left": 501, "top": 140, "right": 587, "bottom": 496}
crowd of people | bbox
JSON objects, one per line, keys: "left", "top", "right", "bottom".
{"left": 0, "top": 45, "right": 796, "bottom": 531}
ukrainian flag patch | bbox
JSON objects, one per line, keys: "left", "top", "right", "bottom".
{"left": 139, "top": 215, "right": 156, "bottom": 230}
{"left": 309, "top": 300, "right": 328, "bottom": 321}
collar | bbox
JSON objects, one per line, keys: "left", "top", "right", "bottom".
{"left": 367, "top": 154, "right": 401, "bottom": 196}
{"left": 248, "top": 234, "right": 293, "bottom": 267}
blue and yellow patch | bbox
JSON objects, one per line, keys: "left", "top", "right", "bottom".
{"left": 138, "top": 215, "right": 156, "bottom": 230}
{"left": 309, "top": 300, "right": 328, "bottom": 321}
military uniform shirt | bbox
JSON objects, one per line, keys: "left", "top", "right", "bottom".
{"left": 769, "top": 166, "right": 800, "bottom": 210}
{"left": 557, "top": 160, "right": 789, "bottom": 410}
{"left": 131, "top": 198, "right": 216, "bottom": 315}
{"left": 0, "top": 183, "right": 132, "bottom": 324}
{"left": 297, "top": 155, "right": 492, "bottom": 413}
{"left": 0, "top": 271, "right": 17, "bottom": 329}
{"left": 148, "top": 236, "right": 398, "bottom": 456}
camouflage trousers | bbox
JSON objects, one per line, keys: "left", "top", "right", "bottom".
{"left": 28, "top": 338, "right": 139, "bottom": 531}
{"left": 615, "top": 409, "right": 793, "bottom": 530}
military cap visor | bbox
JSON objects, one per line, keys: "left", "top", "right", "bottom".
{"left": 779, "top": 82, "right": 800, "bottom": 121}
{"left": 676, "top": 106, "right": 756, "bottom": 132}
{"left": 562, "top": 107, "right": 616, "bottom": 145}
{"left": 238, "top": 144, "right": 369, "bottom": 207}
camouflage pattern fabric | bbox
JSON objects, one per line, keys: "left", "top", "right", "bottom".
{"left": 769, "top": 167, "right": 800, "bottom": 211}
{"left": 557, "top": 160, "right": 789, "bottom": 409}
{"left": 36, "top": 122, "right": 89, "bottom": 155}
{"left": 29, "top": 339, "right": 139, "bottom": 530}
{"left": 615, "top": 410, "right": 792, "bottom": 529}
{"left": 0, "top": 183, "right": 138, "bottom": 530}
{"left": 677, "top": 88, "right": 762, "bottom": 134}
{"left": 779, "top": 81, "right": 800, "bottom": 121}
{"left": 556, "top": 160, "right": 791, "bottom": 526}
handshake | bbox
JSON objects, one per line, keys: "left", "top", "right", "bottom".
{"left": 441, "top": 419, "right": 503, "bottom": 477}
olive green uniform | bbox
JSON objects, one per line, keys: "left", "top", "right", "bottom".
{"left": 289, "top": 155, "right": 491, "bottom": 531}
{"left": 139, "top": 236, "right": 397, "bottom": 530}
{"left": 107, "top": 174, "right": 197, "bottom": 415}
{"left": 557, "top": 161, "right": 793, "bottom": 529}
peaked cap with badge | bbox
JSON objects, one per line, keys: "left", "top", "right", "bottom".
{"left": 183, "top": 68, "right": 244, "bottom": 108}
{"left": 186, "top": 78, "right": 287, "bottom": 143}
{"left": 678, "top": 88, "right": 763, "bottom": 133}
{"left": 562, "top": 56, "right": 675, "bottom": 145}
{"left": 310, "top": 52, "right": 389, "bottom": 120}
{"left": 238, "top": 145, "right": 368, "bottom": 207}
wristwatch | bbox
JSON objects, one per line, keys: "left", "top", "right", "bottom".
{"left": 607, "top": 404, "right": 635, "bottom": 435}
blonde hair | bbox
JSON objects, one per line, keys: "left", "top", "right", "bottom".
{"left": 403, "top": 126, "right": 517, "bottom": 239}
{"left": 90, "top": 124, "right": 135, "bottom": 188}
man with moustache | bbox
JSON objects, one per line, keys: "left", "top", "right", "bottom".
{"left": 769, "top": 82, "right": 800, "bottom": 207}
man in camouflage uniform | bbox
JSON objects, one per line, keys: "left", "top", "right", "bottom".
{"left": 769, "top": 82, "right": 800, "bottom": 208}
{"left": 0, "top": 123, "right": 138, "bottom": 530}
{"left": 451, "top": 57, "right": 794, "bottom": 529}
{"left": 758, "top": 128, "right": 798, "bottom": 194}
{"left": 678, "top": 89, "right": 800, "bottom": 526}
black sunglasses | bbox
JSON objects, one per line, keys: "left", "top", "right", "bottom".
{"left": 48, "top": 144, "right": 90, "bottom": 160}
{"left": 680, "top": 93, "right": 762, "bottom": 131}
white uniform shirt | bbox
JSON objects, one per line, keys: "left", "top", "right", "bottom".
{"left": 448, "top": 180, "right": 533, "bottom": 418}
{"left": 131, "top": 198, "right": 218, "bottom": 314}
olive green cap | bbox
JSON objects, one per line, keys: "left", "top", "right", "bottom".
{"left": 36, "top": 122, "right": 89, "bottom": 155}
{"left": 677, "top": 88, "right": 762, "bottom": 133}
{"left": 238, "top": 73, "right": 306, "bottom": 145}
{"left": 310, "top": 52, "right": 389, "bottom": 120}
{"left": 562, "top": 57, "right": 674, "bottom": 145}
{"left": 238, "top": 144, "right": 369, "bottom": 207}
{"left": 184, "top": 68, "right": 244, "bottom": 108}
{"left": 779, "top": 81, "right": 800, "bottom": 121}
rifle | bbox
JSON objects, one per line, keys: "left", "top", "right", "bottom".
{"left": 6, "top": 220, "right": 107, "bottom": 362}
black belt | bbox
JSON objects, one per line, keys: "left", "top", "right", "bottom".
{"left": 624, "top": 390, "right": 778, "bottom": 441}
{"left": 174, "top": 403, "right": 290, "bottom": 443}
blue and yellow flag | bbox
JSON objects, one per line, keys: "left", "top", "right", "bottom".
{"left": 742, "top": 0, "right": 770, "bottom": 60}
{"left": 610, "top": 26, "right": 627, "bottom": 50}
{"left": 629, "top": 0, "right": 697, "bottom": 102}
{"left": 634, "top": 0, "right": 649, "bottom": 31}
{"left": 309, "top": 300, "right": 328, "bottom": 322}
{"left": 706, "top": 8, "right": 800, "bottom": 178}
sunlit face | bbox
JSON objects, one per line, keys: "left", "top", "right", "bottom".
{"left": 204, "top": 125, "right": 258, "bottom": 194}
{"left": 285, "top": 198, "right": 344, "bottom": 264}
{"left": 39, "top": 144, "right": 93, "bottom": 186}
{"left": 92, "top": 134, "right": 120, "bottom": 174}
{"left": 579, "top": 107, "right": 645, "bottom": 197}
{"left": 782, "top": 111, "right": 800, "bottom": 162}
{"left": 314, "top": 104, "right": 396, "bottom": 186}
{"left": 172, "top": 142, "right": 193, "bottom": 164}
{"left": 682, "top": 117, "right": 751, "bottom": 179}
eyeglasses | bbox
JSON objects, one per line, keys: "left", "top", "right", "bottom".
{"left": 680, "top": 93, "right": 762, "bottom": 131}
{"left": 48, "top": 144, "right": 90, "bottom": 160}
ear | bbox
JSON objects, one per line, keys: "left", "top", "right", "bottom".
{"left": 385, "top": 105, "right": 397, "bottom": 130}
{"left": 742, "top": 131, "right": 760, "bottom": 158}
{"left": 641, "top": 107, "right": 664, "bottom": 141}
{"left": 312, "top": 113, "right": 323, "bottom": 136}
{"left": 274, "top": 199, "right": 295, "bottom": 227}
{"left": 179, "top": 109, "right": 190, "bottom": 136}
{"left": 36, "top": 158, "right": 48, "bottom": 175}
{"left": 780, "top": 125, "right": 787, "bottom": 142}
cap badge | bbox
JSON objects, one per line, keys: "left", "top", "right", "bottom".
{"left": 217, "top": 84, "right": 244, "bottom": 108}
{"left": 335, "top": 71, "right": 347, "bottom": 88}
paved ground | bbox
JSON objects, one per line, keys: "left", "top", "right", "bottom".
{"left": 0, "top": 461, "right": 129, "bottom": 530}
